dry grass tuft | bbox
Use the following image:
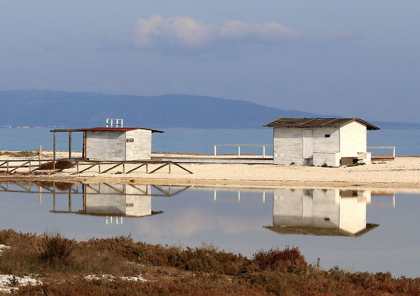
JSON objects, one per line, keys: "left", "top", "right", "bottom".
{"left": 38, "top": 159, "right": 74, "bottom": 170}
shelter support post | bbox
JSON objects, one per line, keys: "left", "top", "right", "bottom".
{"left": 53, "top": 132, "right": 56, "bottom": 171}
{"left": 69, "top": 132, "right": 72, "bottom": 159}
{"left": 83, "top": 131, "right": 87, "bottom": 161}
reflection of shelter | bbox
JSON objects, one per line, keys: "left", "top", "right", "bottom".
{"left": 83, "top": 184, "right": 158, "bottom": 218}
{"left": 264, "top": 118, "right": 379, "bottom": 166}
{"left": 50, "top": 127, "right": 164, "bottom": 161}
{"left": 264, "top": 189, "right": 378, "bottom": 237}
{"left": 45, "top": 183, "right": 189, "bottom": 222}
{"left": 49, "top": 184, "right": 163, "bottom": 221}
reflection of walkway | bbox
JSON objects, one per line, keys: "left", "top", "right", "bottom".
{"left": 0, "top": 182, "right": 190, "bottom": 225}
{"left": 264, "top": 189, "right": 379, "bottom": 237}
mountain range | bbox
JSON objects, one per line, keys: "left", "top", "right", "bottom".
{"left": 1, "top": 90, "right": 419, "bottom": 129}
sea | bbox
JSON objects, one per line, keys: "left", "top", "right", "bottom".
{"left": 1, "top": 127, "right": 420, "bottom": 278}
{"left": 1, "top": 127, "right": 420, "bottom": 155}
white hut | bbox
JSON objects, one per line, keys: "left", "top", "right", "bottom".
{"left": 264, "top": 118, "right": 379, "bottom": 166}
{"left": 51, "top": 127, "right": 163, "bottom": 161}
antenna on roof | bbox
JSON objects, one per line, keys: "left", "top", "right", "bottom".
{"left": 106, "top": 118, "right": 124, "bottom": 128}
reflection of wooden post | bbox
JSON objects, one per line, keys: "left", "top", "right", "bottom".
{"left": 68, "top": 189, "right": 72, "bottom": 212}
{"left": 53, "top": 132, "right": 56, "bottom": 170}
{"left": 69, "top": 132, "right": 72, "bottom": 159}
{"left": 39, "top": 186, "right": 42, "bottom": 204}
{"left": 53, "top": 183, "right": 56, "bottom": 211}
{"left": 83, "top": 190, "right": 86, "bottom": 212}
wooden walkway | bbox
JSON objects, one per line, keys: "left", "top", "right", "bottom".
{"left": 0, "top": 159, "right": 193, "bottom": 175}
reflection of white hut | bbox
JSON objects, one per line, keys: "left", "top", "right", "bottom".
{"left": 264, "top": 189, "right": 377, "bottom": 237}
{"left": 264, "top": 118, "right": 379, "bottom": 166}
{"left": 84, "top": 184, "right": 160, "bottom": 218}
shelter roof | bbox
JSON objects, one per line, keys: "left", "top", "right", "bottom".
{"left": 50, "top": 127, "right": 164, "bottom": 133}
{"left": 264, "top": 118, "right": 380, "bottom": 130}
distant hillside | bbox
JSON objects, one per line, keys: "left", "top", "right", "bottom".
{"left": 0, "top": 90, "right": 419, "bottom": 129}
{"left": 0, "top": 90, "right": 327, "bottom": 129}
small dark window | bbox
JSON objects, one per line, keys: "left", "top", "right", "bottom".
{"left": 325, "top": 134, "right": 330, "bottom": 138}
{"left": 126, "top": 138, "right": 134, "bottom": 142}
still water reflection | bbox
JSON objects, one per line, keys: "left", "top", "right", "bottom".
{"left": 0, "top": 182, "right": 418, "bottom": 278}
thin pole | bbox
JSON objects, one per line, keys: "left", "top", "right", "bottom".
{"left": 84, "top": 131, "right": 87, "bottom": 160}
{"left": 69, "top": 132, "right": 72, "bottom": 159}
{"left": 53, "top": 132, "right": 56, "bottom": 170}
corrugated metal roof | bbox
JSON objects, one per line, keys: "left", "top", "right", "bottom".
{"left": 264, "top": 118, "right": 380, "bottom": 130}
{"left": 50, "top": 127, "right": 164, "bottom": 133}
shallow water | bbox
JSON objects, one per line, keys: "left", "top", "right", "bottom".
{"left": 0, "top": 182, "right": 419, "bottom": 278}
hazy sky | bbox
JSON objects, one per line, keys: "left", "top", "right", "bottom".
{"left": 1, "top": 1, "right": 419, "bottom": 122}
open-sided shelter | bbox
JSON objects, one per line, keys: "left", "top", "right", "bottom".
{"left": 50, "top": 127, "right": 164, "bottom": 161}
{"left": 264, "top": 118, "right": 379, "bottom": 166}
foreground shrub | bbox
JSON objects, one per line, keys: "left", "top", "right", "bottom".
{"left": 39, "top": 232, "right": 75, "bottom": 267}
{"left": 253, "top": 246, "right": 307, "bottom": 273}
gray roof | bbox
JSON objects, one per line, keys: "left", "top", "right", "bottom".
{"left": 264, "top": 118, "right": 380, "bottom": 130}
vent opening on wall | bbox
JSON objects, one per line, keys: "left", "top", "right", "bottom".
{"left": 325, "top": 134, "right": 331, "bottom": 138}
{"left": 126, "top": 138, "right": 134, "bottom": 142}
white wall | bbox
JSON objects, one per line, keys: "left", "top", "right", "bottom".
{"left": 313, "top": 128, "right": 340, "bottom": 154}
{"left": 273, "top": 128, "right": 304, "bottom": 164}
{"left": 273, "top": 127, "right": 340, "bottom": 165}
{"left": 125, "top": 129, "right": 152, "bottom": 160}
{"left": 340, "top": 121, "right": 367, "bottom": 157}
{"left": 86, "top": 131, "right": 126, "bottom": 161}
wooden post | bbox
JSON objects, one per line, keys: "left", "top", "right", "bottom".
{"left": 39, "top": 145, "right": 42, "bottom": 167}
{"left": 53, "top": 132, "right": 56, "bottom": 170}
{"left": 169, "top": 162, "right": 171, "bottom": 174}
{"left": 83, "top": 131, "right": 87, "bottom": 161}
{"left": 69, "top": 132, "right": 72, "bottom": 159}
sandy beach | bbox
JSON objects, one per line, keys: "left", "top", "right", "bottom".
{"left": 1, "top": 151, "right": 420, "bottom": 191}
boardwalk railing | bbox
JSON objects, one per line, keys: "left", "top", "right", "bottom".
{"left": 0, "top": 159, "right": 193, "bottom": 174}
{"left": 367, "top": 146, "right": 396, "bottom": 158}
{"left": 213, "top": 144, "right": 273, "bottom": 158}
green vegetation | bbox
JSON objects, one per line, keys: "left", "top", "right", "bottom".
{"left": 0, "top": 230, "right": 419, "bottom": 295}
{"left": 0, "top": 151, "right": 39, "bottom": 157}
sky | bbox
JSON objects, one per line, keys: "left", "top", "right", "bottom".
{"left": 1, "top": 1, "right": 420, "bottom": 123}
